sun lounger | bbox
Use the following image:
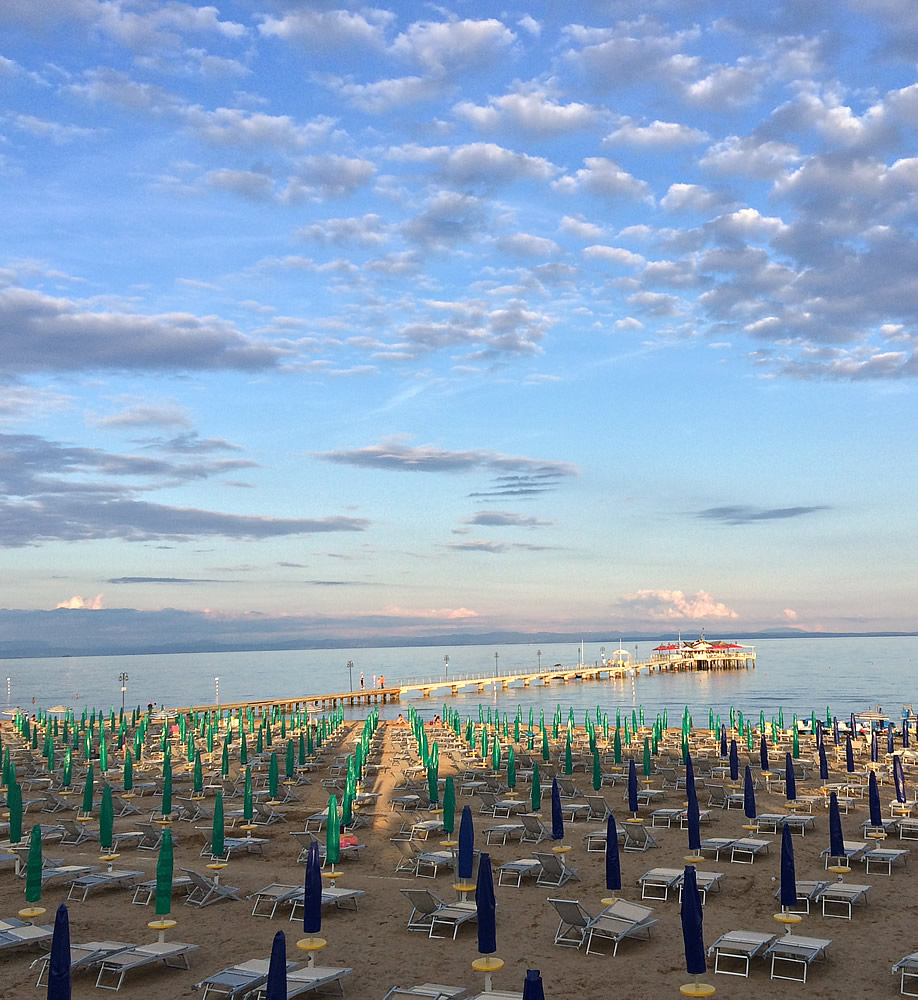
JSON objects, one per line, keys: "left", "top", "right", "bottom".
{"left": 893, "top": 952, "right": 918, "bottom": 996}
{"left": 66, "top": 868, "right": 144, "bottom": 903}
{"left": 821, "top": 840, "right": 870, "bottom": 867}
{"left": 621, "top": 822, "right": 659, "bottom": 852}
{"left": 0, "top": 922, "right": 54, "bottom": 955}
{"left": 816, "top": 881, "right": 871, "bottom": 918}
{"left": 393, "top": 838, "right": 455, "bottom": 877}
{"left": 59, "top": 818, "right": 100, "bottom": 846}
{"left": 94, "top": 939, "right": 198, "bottom": 990}
{"left": 637, "top": 867, "right": 682, "bottom": 901}
{"left": 547, "top": 898, "right": 598, "bottom": 948}
{"left": 40, "top": 863, "right": 97, "bottom": 886}
{"left": 772, "top": 880, "right": 829, "bottom": 914}
{"left": 585, "top": 898, "right": 658, "bottom": 956}
{"left": 383, "top": 984, "right": 467, "bottom": 1000}
{"left": 519, "top": 813, "right": 550, "bottom": 844}
{"left": 497, "top": 858, "right": 542, "bottom": 887}
{"left": 649, "top": 808, "right": 682, "bottom": 828}
{"left": 41, "top": 789, "right": 76, "bottom": 813}
{"left": 765, "top": 934, "right": 831, "bottom": 982}
{"left": 254, "top": 800, "right": 288, "bottom": 825}
{"left": 31, "top": 940, "right": 133, "bottom": 986}
{"left": 248, "top": 882, "right": 301, "bottom": 918}
{"left": 401, "top": 888, "right": 477, "bottom": 939}
{"left": 485, "top": 822, "right": 524, "bottom": 845}
{"left": 193, "top": 957, "right": 296, "bottom": 999}
{"left": 285, "top": 886, "right": 365, "bottom": 922}
{"left": 730, "top": 837, "right": 771, "bottom": 863}
{"left": 176, "top": 796, "right": 213, "bottom": 823}
{"left": 679, "top": 808, "right": 712, "bottom": 828}
{"left": 533, "top": 851, "right": 580, "bottom": 887}
{"left": 249, "top": 965, "right": 353, "bottom": 999}
{"left": 408, "top": 818, "right": 445, "bottom": 840}
{"left": 863, "top": 847, "right": 910, "bottom": 874}
{"left": 131, "top": 875, "right": 194, "bottom": 905}
{"left": 754, "top": 813, "right": 790, "bottom": 833}
{"left": 708, "top": 930, "right": 776, "bottom": 977}
{"left": 181, "top": 867, "right": 243, "bottom": 907}
{"left": 112, "top": 794, "right": 141, "bottom": 817}
{"left": 678, "top": 869, "right": 724, "bottom": 905}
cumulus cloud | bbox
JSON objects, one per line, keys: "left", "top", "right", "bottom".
{"left": 604, "top": 117, "right": 709, "bottom": 148}
{"left": 56, "top": 594, "right": 105, "bottom": 610}
{"left": 388, "top": 142, "right": 558, "bottom": 185}
{"left": 258, "top": 8, "right": 393, "bottom": 48}
{"left": 453, "top": 83, "right": 599, "bottom": 135}
{"left": 390, "top": 18, "right": 516, "bottom": 77}
{"left": 615, "top": 589, "right": 739, "bottom": 620}
{"left": 553, "top": 157, "right": 653, "bottom": 201}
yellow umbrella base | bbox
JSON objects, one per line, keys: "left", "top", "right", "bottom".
{"left": 680, "top": 983, "right": 716, "bottom": 997}
{"left": 472, "top": 957, "right": 504, "bottom": 973}
{"left": 18, "top": 907, "right": 46, "bottom": 921}
{"left": 774, "top": 912, "right": 803, "bottom": 925}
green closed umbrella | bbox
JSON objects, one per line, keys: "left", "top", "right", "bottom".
{"left": 62, "top": 748, "right": 72, "bottom": 790}
{"left": 8, "top": 782, "right": 22, "bottom": 844}
{"left": 443, "top": 776, "right": 456, "bottom": 838}
{"left": 507, "top": 747, "right": 516, "bottom": 791}
{"left": 341, "top": 786, "right": 353, "bottom": 828}
{"left": 100, "top": 785, "right": 114, "bottom": 851}
{"left": 82, "top": 763, "right": 95, "bottom": 815}
{"left": 531, "top": 762, "right": 541, "bottom": 813}
{"left": 243, "top": 767, "right": 253, "bottom": 823}
{"left": 240, "top": 731, "right": 248, "bottom": 766}
{"left": 155, "top": 828, "right": 173, "bottom": 916}
{"left": 592, "top": 751, "right": 602, "bottom": 791}
{"left": 643, "top": 738, "right": 652, "bottom": 778}
{"left": 326, "top": 794, "right": 340, "bottom": 867}
{"left": 221, "top": 740, "right": 229, "bottom": 777}
{"left": 792, "top": 726, "right": 800, "bottom": 758}
{"left": 25, "top": 824, "right": 42, "bottom": 905}
{"left": 541, "top": 728, "right": 549, "bottom": 762}
{"left": 613, "top": 728, "right": 622, "bottom": 764}
{"left": 193, "top": 751, "right": 203, "bottom": 795}
{"left": 286, "top": 740, "right": 295, "bottom": 780}
{"left": 99, "top": 739, "right": 108, "bottom": 774}
{"left": 564, "top": 736, "right": 573, "bottom": 775}
{"left": 123, "top": 749, "right": 133, "bottom": 792}
{"left": 427, "top": 762, "right": 439, "bottom": 806}
{"left": 212, "top": 792, "right": 225, "bottom": 859}
{"left": 161, "top": 759, "right": 172, "bottom": 818}
{"left": 268, "top": 752, "right": 279, "bottom": 800}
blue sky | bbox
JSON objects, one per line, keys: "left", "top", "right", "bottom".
{"left": 1, "top": 0, "right": 917, "bottom": 643}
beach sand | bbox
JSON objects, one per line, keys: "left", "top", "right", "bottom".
{"left": 0, "top": 718, "right": 914, "bottom": 999}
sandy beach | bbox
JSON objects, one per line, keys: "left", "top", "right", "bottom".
{"left": 1, "top": 714, "right": 915, "bottom": 999}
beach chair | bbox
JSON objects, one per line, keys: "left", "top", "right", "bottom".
{"left": 821, "top": 840, "right": 870, "bottom": 868}
{"left": 729, "top": 837, "right": 771, "bottom": 864}
{"left": 39, "top": 863, "right": 97, "bottom": 886}
{"left": 248, "top": 883, "right": 300, "bottom": 918}
{"left": 497, "top": 858, "right": 541, "bottom": 887}
{"left": 136, "top": 822, "right": 177, "bottom": 851}
{"left": 285, "top": 886, "right": 365, "bottom": 922}
{"left": 765, "top": 934, "right": 831, "bottom": 982}
{"left": 66, "top": 868, "right": 144, "bottom": 903}
{"left": 253, "top": 799, "right": 287, "bottom": 825}
{"left": 677, "top": 869, "right": 724, "bottom": 905}
{"left": 252, "top": 965, "right": 353, "bottom": 999}
{"left": 561, "top": 801, "right": 592, "bottom": 822}
{"left": 772, "top": 880, "right": 829, "bottom": 914}
{"left": 111, "top": 829, "right": 145, "bottom": 851}
{"left": 533, "top": 851, "right": 580, "bottom": 887}
{"left": 519, "top": 813, "right": 550, "bottom": 844}
{"left": 621, "top": 822, "right": 658, "bottom": 852}
{"left": 181, "top": 867, "right": 243, "bottom": 907}
{"left": 59, "top": 818, "right": 99, "bottom": 846}
{"left": 291, "top": 829, "right": 329, "bottom": 865}
{"left": 193, "top": 957, "right": 296, "bottom": 999}
{"left": 176, "top": 796, "right": 212, "bottom": 823}
{"left": 754, "top": 813, "right": 789, "bottom": 834}
{"left": 400, "top": 889, "right": 476, "bottom": 939}
{"left": 649, "top": 808, "right": 682, "bottom": 828}
{"left": 584, "top": 898, "right": 658, "bottom": 957}
{"left": 382, "top": 984, "right": 467, "bottom": 1000}
{"left": 547, "top": 898, "right": 598, "bottom": 948}
{"left": 637, "top": 867, "right": 682, "bottom": 901}
{"left": 94, "top": 939, "right": 198, "bottom": 990}
{"left": 31, "top": 940, "right": 133, "bottom": 986}
{"left": 706, "top": 784, "right": 728, "bottom": 808}
{"left": 131, "top": 875, "right": 193, "bottom": 906}
{"left": 0, "top": 922, "right": 54, "bottom": 956}
{"left": 585, "top": 795, "right": 612, "bottom": 821}
{"left": 40, "top": 789, "right": 75, "bottom": 813}
{"left": 485, "top": 822, "right": 523, "bottom": 846}
{"left": 863, "top": 846, "right": 910, "bottom": 874}
{"left": 111, "top": 794, "right": 142, "bottom": 817}
{"left": 707, "top": 930, "right": 776, "bottom": 977}
{"left": 392, "top": 838, "right": 453, "bottom": 877}
{"left": 816, "top": 881, "right": 871, "bottom": 919}
{"left": 893, "top": 952, "right": 918, "bottom": 996}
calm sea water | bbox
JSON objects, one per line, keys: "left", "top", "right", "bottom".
{"left": 1, "top": 636, "right": 915, "bottom": 724}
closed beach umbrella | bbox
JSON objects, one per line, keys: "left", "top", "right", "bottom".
{"left": 845, "top": 736, "right": 855, "bottom": 773}
{"left": 729, "top": 740, "right": 738, "bottom": 781}
{"left": 443, "top": 777, "right": 456, "bottom": 837}
{"left": 475, "top": 853, "right": 497, "bottom": 956}
{"left": 326, "top": 794, "right": 340, "bottom": 867}
{"left": 221, "top": 740, "right": 229, "bottom": 777}
{"left": 530, "top": 763, "right": 541, "bottom": 813}
{"left": 193, "top": 751, "right": 203, "bottom": 795}
{"left": 303, "top": 841, "right": 322, "bottom": 934}
{"left": 784, "top": 754, "right": 797, "bottom": 801}
{"left": 818, "top": 743, "right": 829, "bottom": 781}
{"left": 642, "top": 738, "right": 651, "bottom": 778}
{"left": 888, "top": 726, "right": 896, "bottom": 755}
{"left": 627, "top": 759, "right": 638, "bottom": 816}
{"left": 25, "top": 824, "right": 42, "bottom": 905}
{"left": 522, "top": 969, "right": 545, "bottom": 1000}
{"left": 507, "top": 747, "right": 516, "bottom": 791}
{"left": 743, "top": 765, "right": 756, "bottom": 822}
{"left": 82, "top": 763, "right": 95, "bottom": 815}
{"left": 243, "top": 767, "right": 253, "bottom": 823}
{"left": 680, "top": 865, "right": 706, "bottom": 976}
{"left": 893, "top": 755, "right": 907, "bottom": 803}
{"left": 605, "top": 813, "right": 621, "bottom": 893}
{"left": 47, "top": 903, "right": 72, "bottom": 1000}
{"left": 161, "top": 759, "right": 172, "bottom": 818}
{"left": 268, "top": 752, "right": 279, "bottom": 800}
{"left": 592, "top": 751, "right": 602, "bottom": 792}
{"left": 685, "top": 755, "right": 701, "bottom": 853}
{"left": 828, "top": 792, "right": 845, "bottom": 858}
{"left": 123, "top": 750, "right": 133, "bottom": 793}
{"left": 550, "top": 778, "right": 564, "bottom": 842}
{"left": 779, "top": 823, "right": 797, "bottom": 910}
{"left": 8, "top": 782, "right": 22, "bottom": 844}
{"left": 868, "top": 770, "right": 883, "bottom": 827}
{"left": 613, "top": 727, "right": 621, "bottom": 764}
{"left": 212, "top": 791, "right": 225, "bottom": 859}
{"left": 265, "top": 930, "right": 287, "bottom": 1000}
{"left": 759, "top": 735, "right": 769, "bottom": 773}
{"left": 427, "top": 763, "right": 439, "bottom": 806}
{"left": 155, "top": 829, "right": 173, "bottom": 916}
{"left": 100, "top": 786, "right": 114, "bottom": 851}
{"left": 719, "top": 726, "right": 727, "bottom": 758}
{"left": 563, "top": 736, "right": 572, "bottom": 776}
{"left": 792, "top": 726, "right": 799, "bottom": 759}
{"left": 458, "top": 805, "right": 474, "bottom": 881}
{"left": 285, "top": 740, "right": 295, "bottom": 780}
{"left": 871, "top": 731, "right": 878, "bottom": 763}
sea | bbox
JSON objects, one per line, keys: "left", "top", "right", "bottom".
{"left": 1, "top": 636, "right": 915, "bottom": 725}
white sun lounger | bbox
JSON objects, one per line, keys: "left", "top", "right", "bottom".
{"left": 730, "top": 837, "right": 771, "bottom": 864}
{"left": 497, "top": 858, "right": 541, "bottom": 887}
{"left": 485, "top": 823, "right": 524, "bottom": 846}
{"left": 534, "top": 851, "right": 580, "bottom": 887}
{"left": 285, "top": 886, "right": 366, "bottom": 921}
{"left": 584, "top": 898, "right": 658, "bottom": 957}
{"left": 698, "top": 838, "right": 736, "bottom": 860}
{"left": 248, "top": 883, "right": 300, "bottom": 919}
{"left": 94, "top": 940, "right": 198, "bottom": 990}
{"left": 193, "top": 957, "right": 296, "bottom": 999}
{"left": 772, "top": 880, "right": 829, "bottom": 914}
{"left": 0, "top": 922, "right": 54, "bottom": 955}
{"left": 131, "top": 875, "right": 194, "bottom": 906}
{"left": 637, "top": 867, "right": 682, "bottom": 901}
{"left": 893, "top": 952, "right": 918, "bottom": 996}
{"left": 247, "top": 965, "right": 353, "bottom": 999}
{"left": 181, "top": 867, "right": 243, "bottom": 907}
{"left": 66, "top": 868, "right": 144, "bottom": 903}
{"left": 31, "top": 941, "right": 133, "bottom": 987}
{"left": 816, "top": 881, "right": 871, "bottom": 919}
{"left": 863, "top": 847, "right": 910, "bottom": 874}
{"left": 765, "top": 934, "right": 831, "bottom": 982}
{"left": 401, "top": 889, "right": 476, "bottom": 940}
{"left": 383, "top": 984, "right": 467, "bottom": 1000}
{"left": 707, "top": 930, "right": 776, "bottom": 977}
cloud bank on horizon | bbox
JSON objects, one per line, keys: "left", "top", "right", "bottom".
{"left": 1, "top": 0, "right": 915, "bottom": 639}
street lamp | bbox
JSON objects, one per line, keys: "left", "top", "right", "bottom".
{"left": 118, "top": 672, "right": 128, "bottom": 713}
{"left": 347, "top": 660, "right": 354, "bottom": 691}
{"left": 215, "top": 676, "right": 220, "bottom": 704}
{"left": 494, "top": 651, "right": 499, "bottom": 677}
{"left": 444, "top": 655, "right": 449, "bottom": 679}
{"left": 537, "top": 649, "right": 542, "bottom": 670}
{"left": 600, "top": 646, "right": 606, "bottom": 665}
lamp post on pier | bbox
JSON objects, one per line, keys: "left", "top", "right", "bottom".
{"left": 494, "top": 651, "right": 499, "bottom": 677}
{"left": 537, "top": 649, "right": 542, "bottom": 671}
{"left": 119, "top": 672, "right": 129, "bottom": 713}
{"left": 444, "top": 655, "right": 449, "bottom": 680}
{"left": 347, "top": 660, "right": 354, "bottom": 691}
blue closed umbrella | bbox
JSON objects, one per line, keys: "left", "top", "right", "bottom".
{"left": 759, "top": 735, "right": 769, "bottom": 773}
{"left": 627, "top": 759, "right": 638, "bottom": 816}
{"left": 904, "top": 724, "right": 911, "bottom": 749}
{"left": 729, "top": 740, "right": 738, "bottom": 781}
{"left": 833, "top": 718, "right": 840, "bottom": 745}
{"left": 265, "top": 930, "right": 287, "bottom": 1000}
{"left": 680, "top": 865, "right": 706, "bottom": 976}
{"left": 784, "top": 753, "right": 797, "bottom": 802}
{"left": 828, "top": 792, "right": 845, "bottom": 859}
{"left": 743, "top": 765, "right": 756, "bottom": 821}
{"left": 522, "top": 969, "right": 545, "bottom": 1000}
{"left": 458, "top": 805, "right": 474, "bottom": 881}
{"left": 47, "top": 902, "right": 72, "bottom": 1000}
{"left": 780, "top": 823, "right": 797, "bottom": 910}
{"left": 605, "top": 813, "right": 621, "bottom": 893}
{"left": 845, "top": 736, "right": 854, "bottom": 773}
{"left": 550, "top": 778, "right": 564, "bottom": 842}
{"left": 888, "top": 726, "right": 896, "bottom": 755}
{"left": 685, "top": 754, "right": 701, "bottom": 853}
{"left": 868, "top": 770, "right": 883, "bottom": 827}
{"left": 303, "top": 841, "right": 322, "bottom": 935}
{"left": 719, "top": 726, "right": 727, "bottom": 758}
{"left": 818, "top": 743, "right": 829, "bottom": 781}
{"left": 871, "top": 731, "right": 878, "bottom": 762}
{"left": 893, "top": 755, "right": 907, "bottom": 803}
{"left": 476, "top": 853, "right": 497, "bottom": 955}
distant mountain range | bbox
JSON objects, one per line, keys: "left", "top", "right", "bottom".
{"left": 0, "top": 608, "right": 915, "bottom": 658}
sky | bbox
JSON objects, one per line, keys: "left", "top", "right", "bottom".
{"left": 1, "top": 0, "right": 917, "bottom": 646}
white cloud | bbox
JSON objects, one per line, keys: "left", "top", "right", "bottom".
{"left": 496, "top": 234, "right": 561, "bottom": 257}
{"left": 684, "top": 61, "right": 765, "bottom": 108}
{"left": 454, "top": 83, "right": 599, "bottom": 135}
{"left": 322, "top": 74, "right": 439, "bottom": 113}
{"left": 389, "top": 141, "right": 558, "bottom": 184}
{"left": 258, "top": 8, "right": 393, "bottom": 48}
{"left": 181, "top": 106, "right": 333, "bottom": 150}
{"left": 560, "top": 215, "right": 606, "bottom": 241}
{"left": 616, "top": 588, "right": 739, "bottom": 620}
{"left": 517, "top": 15, "right": 541, "bottom": 37}
{"left": 57, "top": 594, "right": 105, "bottom": 610}
{"left": 9, "top": 114, "right": 99, "bottom": 144}
{"left": 282, "top": 155, "right": 376, "bottom": 202}
{"left": 700, "top": 135, "right": 801, "bottom": 179}
{"left": 206, "top": 168, "right": 273, "bottom": 200}
{"left": 660, "top": 183, "right": 736, "bottom": 215}
{"left": 604, "top": 117, "right": 709, "bottom": 148}
{"left": 553, "top": 157, "right": 653, "bottom": 201}
{"left": 582, "top": 245, "right": 645, "bottom": 267}
{"left": 297, "top": 215, "right": 389, "bottom": 246}
{"left": 390, "top": 18, "right": 516, "bottom": 77}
